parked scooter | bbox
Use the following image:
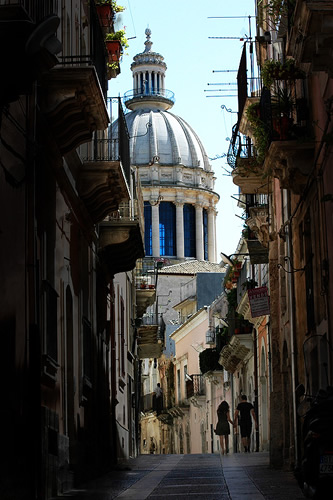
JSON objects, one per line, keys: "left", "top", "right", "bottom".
{"left": 296, "top": 336, "right": 333, "bottom": 499}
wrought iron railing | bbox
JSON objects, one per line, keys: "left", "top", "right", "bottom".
{"left": 227, "top": 124, "right": 255, "bottom": 170}
{"left": 80, "top": 97, "right": 131, "bottom": 184}
{"left": 140, "top": 311, "right": 165, "bottom": 343}
{"left": 186, "top": 374, "right": 205, "bottom": 398}
{"left": 123, "top": 88, "right": 175, "bottom": 104}
{"left": 9, "top": 0, "right": 57, "bottom": 22}
{"left": 140, "top": 392, "right": 154, "bottom": 412}
{"left": 135, "top": 258, "right": 158, "bottom": 289}
{"left": 51, "top": 3, "right": 108, "bottom": 98}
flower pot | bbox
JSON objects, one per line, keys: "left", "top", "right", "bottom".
{"left": 272, "top": 115, "right": 291, "bottom": 141}
{"left": 96, "top": 5, "right": 113, "bottom": 27}
{"left": 105, "top": 39, "right": 122, "bottom": 62}
{"left": 148, "top": 285, "right": 155, "bottom": 289}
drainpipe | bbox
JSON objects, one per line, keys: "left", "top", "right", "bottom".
{"left": 253, "top": 328, "right": 259, "bottom": 452}
{"left": 285, "top": 193, "right": 299, "bottom": 467}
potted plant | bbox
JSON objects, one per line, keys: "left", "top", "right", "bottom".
{"left": 271, "top": 87, "right": 296, "bottom": 140}
{"left": 107, "top": 61, "right": 120, "bottom": 79}
{"left": 140, "top": 279, "right": 147, "bottom": 289}
{"left": 261, "top": 58, "right": 305, "bottom": 88}
{"left": 105, "top": 29, "right": 129, "bottom": 49}
{"left": 241, "top": 278, "right": 258, "bottom": 290}
{"left": 264, "top": 0, "right": 296, "bottom": 26}
{"left": 245, "top": 102, "right": 270, "bottom": 165}
{"left": 95, "top": 1, "right": 125, "bottom": 28}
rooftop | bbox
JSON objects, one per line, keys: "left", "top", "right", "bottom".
{"left": 158, "top": 260, "right": 224, "bottom": 275}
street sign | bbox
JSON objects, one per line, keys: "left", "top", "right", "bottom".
{"left": 248, "top": 286, "right": 270, "bottom": 318}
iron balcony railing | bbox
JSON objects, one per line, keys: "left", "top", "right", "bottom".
{"left": 186, "top": 374, "right": 205, "bottom": 399}
{"left": 80, "top": 97, "right": 131, "bottom": 185}
{"left": 141, "top": 312, "right": 165, "bottom": 341}
{"left": 10, "top": 0, "right": 56, "bottom": 22}
{"left": 54, "top": 3, "right": 108, "bottom": 98}
{"left": 123, "top": 88, "right": 175, "bottom": 104}
{"left": 140, "top": 392, "right": 154, "bottom": 412}
{"left": 106, "top": 198, "right": 144, "bottom": 237}
{"left": 135, "top": 258, "right": 159, "bottom": 289}
{"left": 244, "top": 194, "right": 268, "bottom": 219}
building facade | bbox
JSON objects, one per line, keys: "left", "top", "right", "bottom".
{"left": 0, "top": 1, "right": 145, "bottom": 498}
{"left": 226, "top": 0, "right": 333, "bottom": 471}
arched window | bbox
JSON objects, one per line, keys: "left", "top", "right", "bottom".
{"left": 184, "top": 204, "right": 196, "bottom": 257}
{"left": 144, "top": 202, "right": 152, "bottom": 256}
{"left": 159, "top": 202, "right": 176, "bottom": 256}
{"left": 203, "top": 208, "right": 208, "bottom": 260}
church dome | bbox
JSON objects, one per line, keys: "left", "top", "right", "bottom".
{"left": 112, "top": 28, "right": 211, "bottom": 172}
{"left": 123, "top": 108, "right": 211, "bottom": 170}
{"left": 111, "top": 29, "right": 218, "bottom": 263}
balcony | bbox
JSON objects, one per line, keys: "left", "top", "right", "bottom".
{"left": 228, "top": 124, "right": 270, "bottom": 195}
{"left": 0, "top": 4, "right": 61, "bottom": 103}
{"left": 140, "top": 392, "right": 154, "bottom": 412}
{"left": 137, "top": 310, "right": 165, "bottom": 359}
{"left": 242, "top": 228, "right": 268, "bottom": 264}
{"left": 123, "top": 88, "right": 175, "bottom": 111}
{"left": 232, "top": 156, "right": 270, "bottom": 195}
{"left": 287, "top": 0, "right": 333, "bottom": 72}
{"left": 246, "top": 205, "right": 269, "bottom": 249}
{"left": 40, "top": 62, "right": 108, "bottom": 154}
{"left": 199, "top": 348, "right": 224, "bottom": 375}
{"left": 38, "top": 5, "right": 109, "bottom": 154}
{"left": 237, "top": 86, "right": 314, "bottom": 195}
{"left": 98, "top": 196, "right": 145, "bottom": 277}
{"left": 78, "top": 98, "right": 132, "bottom": 223}
{"left": 219, "top": 335, "right": 252, "bottom": 373}
{"left": 264, "top": 140, "right": 315, "bottom": 195}
{"left": 186, "top": 374, "right": 205, "bottom": 399}
{"left": 135, "top": 259, "right": 160, "bottom": 318}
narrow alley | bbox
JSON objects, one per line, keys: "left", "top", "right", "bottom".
{"left": 51, "top": 452, "right": 304, "bottom": 500}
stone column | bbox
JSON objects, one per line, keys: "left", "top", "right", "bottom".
{"left": 195, "top": 203, "right": 204, "bottom": 261}
{"left": 148, "top": 71, "right": 152, "bottom": 94}
{"left": 207, "top": 207, "right": 217, "bottom": 262}
{"left": 151, "top": 202, "right": 160, "bottom": 257}
{"left": 175, "top": 202, "right": 184, "bottom": 259}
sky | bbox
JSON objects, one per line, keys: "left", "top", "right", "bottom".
{"left": 109, "top": 0, "right": 256, "bottom": 259}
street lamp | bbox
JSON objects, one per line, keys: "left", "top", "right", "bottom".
{"left": 220, "top": 252, "right": 252, "bottom": 267}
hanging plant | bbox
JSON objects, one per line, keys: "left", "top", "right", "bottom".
{"left": 95, "top": 0, "right": 126, "bottom": 12}
{"left": 264, "top": 0, "right": 296, "bottom": 26}
{"left": 245, "top": 102, "right": 270, "bottom": 165}
{"left": 261, "top": 59, "right": 305, "bottom": 88}
{"left": 199, "top": 348, "right": 222, "bottom": 375}
{"left": 105, "top": 29, "right": 129, "bottom": 49}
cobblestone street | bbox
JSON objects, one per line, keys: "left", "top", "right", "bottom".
{"left": 52, "top": 452, "right": 304, "bottom": 500}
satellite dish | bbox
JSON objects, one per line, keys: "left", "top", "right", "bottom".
{"left": 25, "top": 15, "right": 62, "bottom": 56}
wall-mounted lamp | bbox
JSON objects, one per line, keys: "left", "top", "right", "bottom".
{"left": 277, "top": 256, "right": 306, "bottom": 273}
{"left": 220, "top": 252, "right": 251, "bottom": 267}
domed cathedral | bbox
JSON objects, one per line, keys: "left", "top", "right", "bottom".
{"left": 113, "top": 29, "right": 219, "bottom": 262}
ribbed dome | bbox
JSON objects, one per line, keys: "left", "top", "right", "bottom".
{"left": 121, "top": 108, "right": 211, "bottom": 170}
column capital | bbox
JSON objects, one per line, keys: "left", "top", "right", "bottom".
{"left": 150, "top": 194, "right": 163, "bottom": 206}
{"left": 207, "top": 205, "right": 217, "bottom": 215}
{"left": 175, "top": 200, "right": 184, "bottom": 208}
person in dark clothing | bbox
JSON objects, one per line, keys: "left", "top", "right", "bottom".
{"left": 233, "top": 394, "right": 258, "bottom": 452}
{"left": 154, "top": 383, "right": 163, "bottom": 415}
{"left": 215, "top": 400, "right": 233, "bottom": 455}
